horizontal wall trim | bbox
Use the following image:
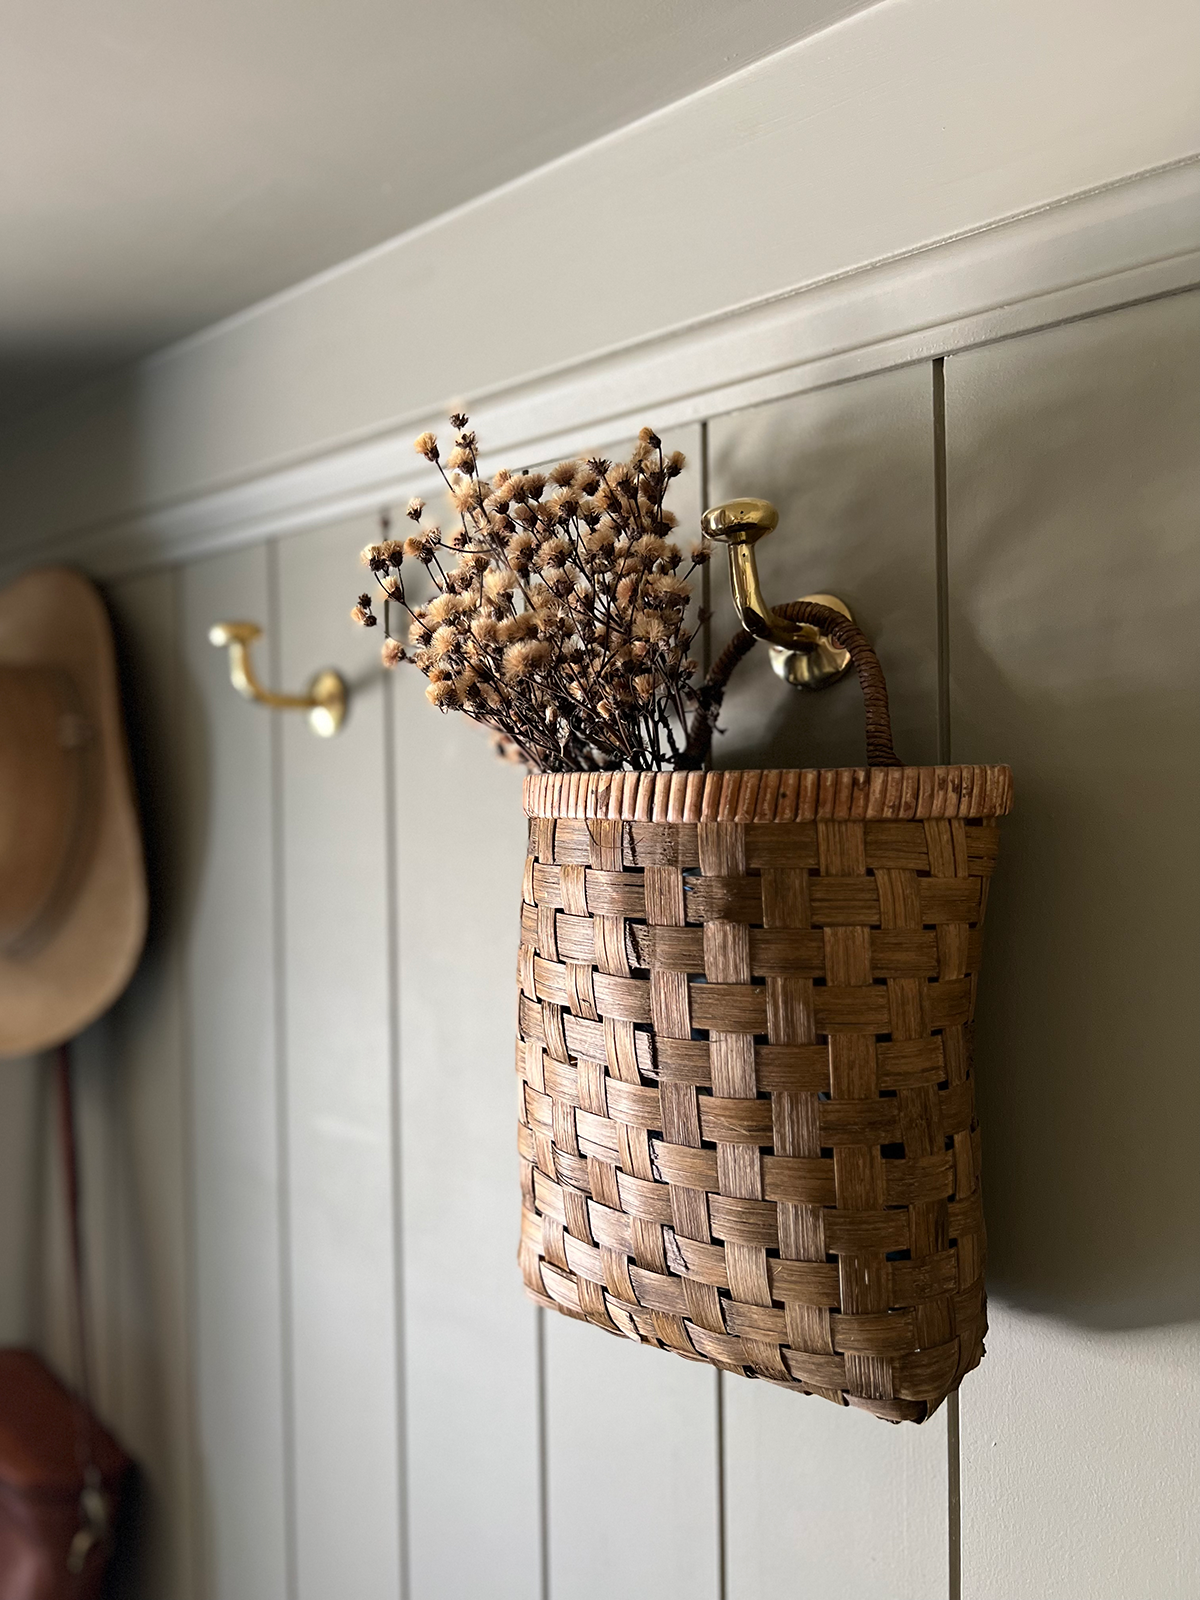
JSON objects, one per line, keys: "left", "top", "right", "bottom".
{"left": 8, "top": 158, "right": 1199, "bottom": 584}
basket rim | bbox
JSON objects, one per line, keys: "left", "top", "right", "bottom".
{"left": 523, "top": 764, "right": 1012, "bottom": 822}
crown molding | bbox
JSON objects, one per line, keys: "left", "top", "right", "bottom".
{"left": 18, "top": 158, "right": 1191, "bottom": 584}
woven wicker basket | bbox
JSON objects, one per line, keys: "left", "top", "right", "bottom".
{"left": 515, "top": 619, "right": 1011, "bottom": 1423}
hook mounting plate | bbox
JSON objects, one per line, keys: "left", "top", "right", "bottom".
{"left": 769, "top": 593, "right": 854, "bottom": 691}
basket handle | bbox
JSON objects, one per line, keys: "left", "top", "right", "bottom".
{"left": 683, "top": 599, "right": 902, "bottom": 769}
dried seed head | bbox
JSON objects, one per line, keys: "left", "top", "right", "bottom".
{"left": 425, "top": 593, "right": 464, "bottom": 623}
{"left": 497, "top": 612, "right": 539, "bottom": 644}
{"left": 632, "top": 534, "right": 670, "bottom": 564}
{"left": 634, "top": 613, "right": 668, "bottom": 642}
{"left": 646, "top": 574, "right": 691, "bottom": 609}
{"left": 502, "top": 640, "right": 551, "bottom": 681}
{"left": 428, "top": 625, "right": 459, "bottom": 659}
{"left": 451, "top": 480, "right": 485, "bottom": 514}
{"left": 506, "top": 532, "right": 535, "bottom": 570}
{"left": 534, "top": 537, "right": 571, "bottom": 571}
{"left": 483, "top": 568, "right": 518, "bottom": 600}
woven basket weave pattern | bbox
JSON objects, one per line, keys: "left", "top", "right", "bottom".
{"left": 516, "top": 765, "right": 1011, "bottom": 1424}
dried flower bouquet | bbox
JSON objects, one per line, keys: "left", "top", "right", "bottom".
{"left": 352, "top": 415, "right": 722, "bottom": 773}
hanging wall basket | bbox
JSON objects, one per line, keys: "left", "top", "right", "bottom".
{"left": 515, "top": 627, "right": 1012, "bottom": 1424}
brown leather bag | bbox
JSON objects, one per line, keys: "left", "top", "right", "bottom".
{"left": 0, "top": 1050, "right": 132, "bottom": 1599}
{"left": 0, "top": 1351, "right": 130, "bottom": 1600}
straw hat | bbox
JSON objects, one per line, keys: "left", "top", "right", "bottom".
{"left": 0, "top": 567, "right": 147, "bottom": 1058}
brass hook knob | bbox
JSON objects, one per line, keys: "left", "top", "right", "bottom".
{"left": 208, "top": 621, "right": 347, "bottom": 737}
{"left": 700, "top": 498, "right": 854, "bottom": 691}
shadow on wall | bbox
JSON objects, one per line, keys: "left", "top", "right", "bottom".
{"left": 946, "top": 292, "right": 1200, "bottom": 1334}
{"left": 75, "top": 584, "right": 210, "bottom": 1600}
{"left": 0, "top": 357, "right": 144, "bottom": 570}
{"left": 106, "top": 572, "right": 223, "bottom": 1038}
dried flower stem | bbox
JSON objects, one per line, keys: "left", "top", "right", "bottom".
{"left": 352, "top": 417, "right": 714, "bottom": 772}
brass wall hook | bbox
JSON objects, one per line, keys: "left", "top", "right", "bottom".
{"left": 699, "top": 498, "right": 854, "bottom": 690}
{"left": 208, "top": 621, "right": 347, "bottom": 737}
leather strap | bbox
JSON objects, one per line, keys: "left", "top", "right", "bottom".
{"left": 684, "top": 599, "right": 903, "bottom": 769}
{"left": 54, "top": 1045, "right": 109, "bottom": 1573}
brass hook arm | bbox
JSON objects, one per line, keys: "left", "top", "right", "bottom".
{"left": 700, "top": 500, "right": 824, "bottom": 652}
{"left": 208, "top": 621, "right": 347, "bottom": 736}
{"left": 700, "top": 498, "right": 854, "bottom": 692}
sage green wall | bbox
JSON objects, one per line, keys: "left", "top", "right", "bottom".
{"left": 15, "top": 288, "right": 1192, "bottom": 1600}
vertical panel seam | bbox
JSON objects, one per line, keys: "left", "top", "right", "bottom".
{"left": 700, "top": 419, "right": 712, "bottom": 679}
{"left": 933, "top": 358, "right": 962, "bottom": 1600}
{"left": 176, "top": 565, "right": 207, "bottom": 1600}
{"left": 383, "top": 653, "right": 412, "bottom": 1600}
{"left": 537, "top": 1307, "right": 550, "bottom": 1600}
{"left": 947, "top": 1391, "right": 962, "bottom": 1600}
{"left": 699, "top": 420, "right": 726, "bottom": 1600}
{"left": 715, "top": 1369, "right": 728, "bottom": 1600}
{"left": 933, "top": 357, "right": 952, "bottom": 768}
{"left": 268, "top": 539, "right": 300, "bottom": 1600}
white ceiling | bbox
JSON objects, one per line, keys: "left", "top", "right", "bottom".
{"left": 0, "top": 0, "right": 874, "bottom": 422}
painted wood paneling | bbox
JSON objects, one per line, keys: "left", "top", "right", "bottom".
{"left": 97, "top": 567, "right": 198, "bottom": 1600}
{"left": 958, "top": 1312, "right": 1198, "bottom": 1600}
{"left": 707, "top": 364, "right": 940, "bottom": 773}
{"left": 545, "top": 1324, "right": 721, "bottom": 1600}
{"left": 390, "top": 646, "right": 541, "bottom": 1598}
{"left": 535, "top": 424, "right": 723, "bottom": 1599}
{"left": 276, "top": 520, "right": 404, "bottom": 1600}
{"left": 945, "top": 291, "right": 1200, "bottom": 1599}
{"left": 0, "top": 1056, "right": 39, "bottom": 1343}
{"left": 707, "top": 364, "right": 949, "bottom": 1599}
{"left": 180, "top": 547, "right": 291, "bottom": 1600}
{"left": 724, "top": 1384, "right": 948, "bottom": 1600}
{"left": 6, "top": 239, "right": 1199, "bottom": 1600}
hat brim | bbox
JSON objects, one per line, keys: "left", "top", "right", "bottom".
{"left": 0, "top": 567, "right": 147, "bottom": 1057}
